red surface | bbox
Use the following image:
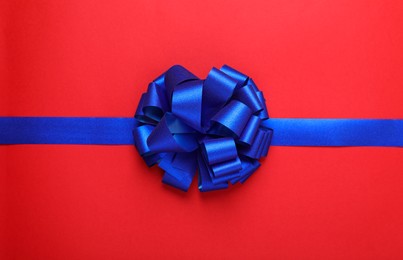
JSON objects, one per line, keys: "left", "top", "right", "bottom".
{"left": 1, "top": 0, "right": 403, "bottom": 259}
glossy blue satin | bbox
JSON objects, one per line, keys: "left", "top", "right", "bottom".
{"left": 1, "top": 117, "right": 403, "bottom": 190}
{"left": 131, "top": 65, "right": 274, "bottom": 192}
{"left": 0, "top": 117, "right": 135, "bottom": 144}
{"left": 3, "top": 118, "right": 401, "bottom": 147}
{"left": 262, "top": 119, "right": 403, "bottom": 147}
{"left": 1, "top": 65, "right": 402, "bottom": 192}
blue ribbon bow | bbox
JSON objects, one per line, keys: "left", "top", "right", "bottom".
{"left": 133, "top": 65, "right": 272, "bottom": 191}
{"left": 1, "top": 65, "right": 402, "bottom": 192}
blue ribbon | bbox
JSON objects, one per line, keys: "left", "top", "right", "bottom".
{"left": 133, "top": 65, "right": 272, "bottom": 191}
{"left": 0, "top": 117, "right": 135, "bottom": 144}
{"left": 2, "top": 117, "right": 402, "bottom": 147}
{"left": 1, "top": 65, "right": 402, "bottom": 192}
{"left": 262, "top": 119, "right": 403, "bottom": 147}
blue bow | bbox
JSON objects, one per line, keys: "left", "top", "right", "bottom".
{"left": 133, "top": 65, "right": 272, "bottom": 192}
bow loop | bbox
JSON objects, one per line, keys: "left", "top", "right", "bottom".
{"left": 171, "top": 80, "right": 204, "bottom": 132}
{"left": 147, "top": 113, "right": 198, "bottom": 153}
{"left": 133, "top": 65, "right": 272, "bottom": 192}
{"left": 234, "top": 84, "right": 264, "bottom": 113}
{"left": 142, "top": 82, "right": 168, "bottom": 121}
{"left": 210, "top": 100, "right": 253, "bottom": 138}
{"left": 164, "top": 65, "right": 199, "bottom": 104}
{"left": 202, "top": 67, "right": 238, "bottom": 128}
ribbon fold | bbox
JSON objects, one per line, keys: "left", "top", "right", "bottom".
{"left": 1, "top": 65, "right": 402, "bottom": 193}
{"left": 133, "top": 65, "right": 272, "bottom": 191}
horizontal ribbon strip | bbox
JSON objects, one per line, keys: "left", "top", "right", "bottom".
{"left": 0, "top": 117, "right": 136, "bottom": 145}
{"left": 262, "top": 119, "right": 403, "bottom": 147}
{"left": 1, "top": 117, "right": 402, "bottom": 147}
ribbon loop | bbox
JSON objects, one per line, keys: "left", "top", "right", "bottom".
{"left": 220, "top": 65, "right": 249, "bottom": 86}
{"left": 210, "top": 100, "right": 253, "bottom": 138}
{"left": 160, "top": 152, "right": 197, "bottom": 191}
{"left": 142, "top": 82, "right": 167, "bottom": 121}
{"left": 239, "top": 115, "right": 262, "bottom": 146}
{"left": 202, "top": 67, "right": 238, "bottom": 128}
{"left": 171, "top": 80, "right": 204, "bottom": 132}
{"left": 133, "top": 65, "right": 272, "bottom": 191}
{"left": 147, "top": 113, "right": 198, "bottom": 153}
{"left": 164, "top": 65, "right": 199, "bottom": 104}
{"left": 202, "top": 137, "right": 238, "bottom": 165}
{"left": 132, "top": 124, "right": 154, "bottom": 156}
{"left": 234, "top": 84, "right": 263, "bottom": 113}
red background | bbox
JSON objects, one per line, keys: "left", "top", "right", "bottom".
{"left": 1, "top": 0, "right": 403, "bottom": 259}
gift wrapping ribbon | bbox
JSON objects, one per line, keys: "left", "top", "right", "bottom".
{"left": 1, "top": 117, "right": 402, "bottom": 147}
{"left": 1, "top": 65, "right": 402, "bottom": 192}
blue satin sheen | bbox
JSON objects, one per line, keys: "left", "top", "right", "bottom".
{"left": 0, "top": 117, "right": 135, "bottom": 144}
{"left": 262, "top": 119, "right": 403, "bottom": 147}
{"left": 1, "top": 65, "right": 403, "bottom": 192}
{"left": 3, "top": 117, "right": 401, "bottom": 147}
{"left": 132, "top": 65, "right": 273, "bottom": 191}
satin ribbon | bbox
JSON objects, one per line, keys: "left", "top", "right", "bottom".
{"left": 262, "top": 119, "right": 403, "bottom": 147}
{"left": 1, "top": 65, "right": 402, "bottom": 192}
{"left": 1, "top": 117, "right": 403, "bottom": 191}
{"left": 1, "top": 118, "right": 402, "bottom": 147}
{"left": 133, "top": 65, "right": 272, "bottom": 191}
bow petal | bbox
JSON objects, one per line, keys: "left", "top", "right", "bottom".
{"left": 133, "top": 65, "right": 272, "bottom": 192}
{"left": 210, "top": 100, "right": 253, "bottom": 138}
{"left": 147, "top": 113, "right": 198, "bottom": 153}
{"left": 164, "top": 65, "right": 199, "bottom": 104}
{"left": 202, "top": 67, "right": 238, "bottom": 128}
{"left": 160, "top": 152, "right": 197, "bottom": 191}
{"left": 172, "top": 80, "right": 204, "bottom": 132}
{"left": 142, "top": 82, "right": 168, "bottom": 121}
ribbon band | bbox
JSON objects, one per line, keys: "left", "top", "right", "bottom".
{"left": 0, "top": 117, "right": 135, "bottom": 145}
{"left": 262, "top": 119, "right": 403, "bottom": 147}
{"left": 1, "top": 117, "right": 402, "bottom": 147}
